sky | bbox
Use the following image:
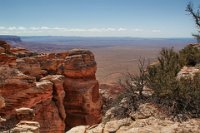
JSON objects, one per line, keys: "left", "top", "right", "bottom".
{"left": 0, "top": 0, "right": 200, "bottom": 38}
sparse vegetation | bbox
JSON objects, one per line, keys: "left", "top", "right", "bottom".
{"left": 147, "top": 48, "right": 181, "bottom": 99}
{"left": 110, "top": 58, "right": 148, "bottom": 119}
{"left": 147, "top": 47, "right": 200, "bottom": 117}
{"left": 111, "top": 46, "right": 200, "bottom": 119}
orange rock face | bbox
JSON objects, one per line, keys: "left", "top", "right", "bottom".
{"left": 64, "top": 78, "right": 102, "bottom": 129}
{"left": 10, "top": 47, "right": 33, "bottom": 57}
{"left": 0, "top": 41, "right": 102, "bottom": 132}
{"left": 63, "top": 49, "right": 97, "bottom": 79}
{"left": 0, "top": 54, "right": 16, "bottom": 66}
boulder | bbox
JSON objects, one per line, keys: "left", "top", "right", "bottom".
{"left": 129, "top": 103, "right": 166, "bottom": 120}
{"left": 66, "top": 125, "right": 89, "bottom": 133}
{"left": 11, "top": 121, "right": 40, "bottom": 133}
{"left": 177, "top": 66, "right": 200, "bottom": 80}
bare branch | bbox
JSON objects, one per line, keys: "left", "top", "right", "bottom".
{"left": 186, "top": 2, "right": 200, "bottom": 27}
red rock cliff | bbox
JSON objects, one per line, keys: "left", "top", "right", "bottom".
{"left": 0, "top": 41, "right": 102, "bottom": 132}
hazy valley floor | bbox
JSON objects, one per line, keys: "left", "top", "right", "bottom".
{"left": 17, "top": 37, "right": 193, "bottom": 84}
{"left": 91, "top": 45, "right": 160, "bottom": 84}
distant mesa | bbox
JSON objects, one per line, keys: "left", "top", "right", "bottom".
{"left": 0, "top": 35, "right": 22, "bottom": 44}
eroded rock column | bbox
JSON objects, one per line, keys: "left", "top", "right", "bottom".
{"left": 63, "top": 49, "right": 102, "bottom": 130}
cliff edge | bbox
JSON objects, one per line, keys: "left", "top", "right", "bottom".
{"left": 0, "top": 41, "right": 102, "bottom": 132}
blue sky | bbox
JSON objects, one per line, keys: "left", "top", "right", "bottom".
{"left": 0, "top": 0, "right": 200, "bottom": 37}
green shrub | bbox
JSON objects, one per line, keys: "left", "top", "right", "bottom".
{"left": 147, "top": 47, "right": 200, "bottom": 117}
{"left": 111, "top": 46, "right": 200, "bottom": 119}
{"left": 179, "top": 45, "right": 200, "bottom": 66}
{"left": 147, "top": 48, "right": 181, "bottom": 99}
{"left": 178, "top": 73, "right": 200, "bottom": 115}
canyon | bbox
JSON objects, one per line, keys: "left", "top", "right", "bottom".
{"left": 0, "top": 40, "right": 102, "bottom": 132}
{"left": 1, "top": 39, "right": 200, "bottom": 133}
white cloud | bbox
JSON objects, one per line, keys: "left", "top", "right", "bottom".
{"left": 0, "top": 26, "right": 5, "bottom": 30}
{"left": 40, "top": 26, "right": 50, "bottom": 30}
{"left": 87, "top": 28, "right": 101, "bottom": 32}
{"left": 87, "top": 28, "right": 116, "bottom": 32}
{"left": 133, "top": 28, "right": 143, "bottom": 32}
{"left": 152, "top": 29, "right": 161, "bottom": 33}
{"left": 18, "top": 27, "right": 26, "bottom": 30}
{"left": 0, "top": 26, "right": 128, "bottom": 33}
{"left": 64, "top": 28, "right": 86, "bottom": 32}
{"left": 118, "top": 28, "right": 127, "bottom": 31}
{"left": 53, "top": 27, "right": 65, "bottom": 30}
{"left": 0, "top": 26, "right": 128, "bottom": 35}
{"left": 30, "top": 27, "right": 40, "bottom": 30}
{"left": 104, "top": 28, "right": 116, "bottom": 32}
{"left": 8, "top": 26, "right": 17, "bottom": 30}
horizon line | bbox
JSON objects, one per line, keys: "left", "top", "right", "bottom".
{"left": 0, "top": 34, "right": 195, "bottom": 39}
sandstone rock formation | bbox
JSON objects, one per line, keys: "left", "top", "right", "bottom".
{"left": 8, "top": 108, "right": 40, "bottom": 133}
{"left": 0, "top": 95, "right": 5, "bottom": 109}
{"left": 177, "top": 66, "right": 200, "bottom": 80}
{"left": 189, "top": 43, "right": 200, "bottom": 49}
{"left": 11, "top": 121, "right": 40, "bottom": 133}
{"left": 0, "top": 41, "right": 102, "bottom": 132}
{"left": 0, "top": 53, "right": 16, "bottom": 66}
{"left": 16, "top": 108, "right": 34, "bottom": 121}
{"left": 67, "top": 103, "right": 200, "bottom": 133}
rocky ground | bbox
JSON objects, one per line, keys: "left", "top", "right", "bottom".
{"left": 68, "top": 117, "right": 200, "bottom": 133}
{"left": 67, "top": 102, "right": 200, "bottom": 133}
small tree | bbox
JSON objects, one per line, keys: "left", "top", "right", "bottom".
{"left": 124, "top": 58, "right": 147, "bottom": 98}
{"left": 186, "top": 2, "right": 200, "bottom": 42}
{"left": 147, "top": 48, "right": 181, "bottom": 99}
{"left": 111, "top": 58, "right": 148, "bottom": 119}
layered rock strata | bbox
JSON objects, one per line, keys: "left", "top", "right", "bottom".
{"left": 0, "top": 41, "right": 102, "bottom": 132}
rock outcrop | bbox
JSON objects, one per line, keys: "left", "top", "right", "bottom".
{"left": 67, "top": 103, "right": 200, "bottom": 133}
{"left": 11, "top": 121, "right": 40, "bottom": 133}
{"left": 67, "top": 117, "right": 200, "bottom": 133}
{"left": 177, "top": 66, "right": 200, "bottom": 80}
{"left": 0, "top": 41, "right": 102, "bottom": 132}
{"left": 10, "top": 108, "right": 40, "bottom": 133}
